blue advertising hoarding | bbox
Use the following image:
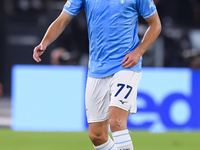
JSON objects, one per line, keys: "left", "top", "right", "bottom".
{"left": 11, "top": 66, "right": 200, "bottom": 131}
{"left": 128, "top": 68, "right": 200, "bottom": 132}
{"left": 11, "top": 65, "right": 87, "bottom": 131}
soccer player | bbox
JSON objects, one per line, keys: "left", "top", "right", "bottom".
{"left": 33, "top": 0, "right": 161, "bottom": 149}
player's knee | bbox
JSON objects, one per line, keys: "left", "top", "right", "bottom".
{"left": 109, "top": 118, "right": 125, "bottom": 132}
{"left": 89, "top": 132, "right": 108, "bottom": 146}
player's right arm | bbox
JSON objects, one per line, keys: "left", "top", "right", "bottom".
{"left": 33, "top": 11, "right": 73, "bottom": 63}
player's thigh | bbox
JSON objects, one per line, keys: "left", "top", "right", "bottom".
{"left": 85, "top": 76, "right": 111, "bottom": 123}
{"left": 109, "top": 71, "right": 141, "bottom": 114}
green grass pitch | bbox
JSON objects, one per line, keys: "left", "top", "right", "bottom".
{"left": 0, "top": 129, "right": 200, "bottom": 150}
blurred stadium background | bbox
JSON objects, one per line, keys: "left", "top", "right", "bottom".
{"left": 0, "top": 0, "right": 200, "bottom": 149}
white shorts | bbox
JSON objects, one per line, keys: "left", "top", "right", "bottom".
{"left": 85, "top": 70, "right": 141, "bottom": 123}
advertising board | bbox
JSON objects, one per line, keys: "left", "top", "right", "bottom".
{"left": 11, "top": 66, "right": 200, "bottom": 131}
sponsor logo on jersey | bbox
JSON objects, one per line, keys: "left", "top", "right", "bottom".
{"left": 65, "top": 0, "right": 71, "bottom": 8}
{"left": 149, "top": 0, "right": 154, "bottom": 8}
{"left": 120, "top": 0, "right": 125, "bottom": 4}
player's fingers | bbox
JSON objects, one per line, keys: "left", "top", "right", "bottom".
{"left": 33, "top": 53, "right": 41, "bottom": 63}
{"left": 33, "top": 46, "right": 43, "bottom": 62}
{"left": 33, "top": 55, "right": 39, "bottom": 62}
{"left": 121, "top": 59, "right": 132, "bottom": 68}
{"left": 123, "top": 62, "right": 134, "bottom": 68}
{"left": 122, "top": 55, "right": 129, "bottom": 63}
{"left": 123, "top": 57, "right": 139, "bottom": 68}
{"left": 35, "top": 57, "right": 41, "bottom": 63}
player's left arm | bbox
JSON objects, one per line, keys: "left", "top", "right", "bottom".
{"left": 122, "top": 12, "right": 161, "bottom": 68}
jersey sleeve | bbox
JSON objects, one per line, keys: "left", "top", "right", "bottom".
{"left": 136, "top": 0, "right": 157, "bottom": 19}
{"left": 63, "top": 0, "right": 83, "bottom": 16}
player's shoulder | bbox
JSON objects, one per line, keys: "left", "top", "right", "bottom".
{"left": 135, "top": 0, "right": 155, "bottom": 4}
{"left": 135, "top": 0, "right": 156, "bottom": 9}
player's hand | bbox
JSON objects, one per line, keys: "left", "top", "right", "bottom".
{"left": 121, "top": 49, "right": 142, "bottom": 68}
{"left": 33, "top": 44, "right": 47, "bottom": 63}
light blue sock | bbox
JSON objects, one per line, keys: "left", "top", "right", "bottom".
{"left": 112, "top": 129, "right": 133, "bottom": 150}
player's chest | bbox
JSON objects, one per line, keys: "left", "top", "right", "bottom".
{"left": 85, "top": 0, "right": 137, "bottom": 13}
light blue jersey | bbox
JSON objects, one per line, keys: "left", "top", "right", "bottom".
{"left": 63, "top": 0, "right": 157, "bottom": 78}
